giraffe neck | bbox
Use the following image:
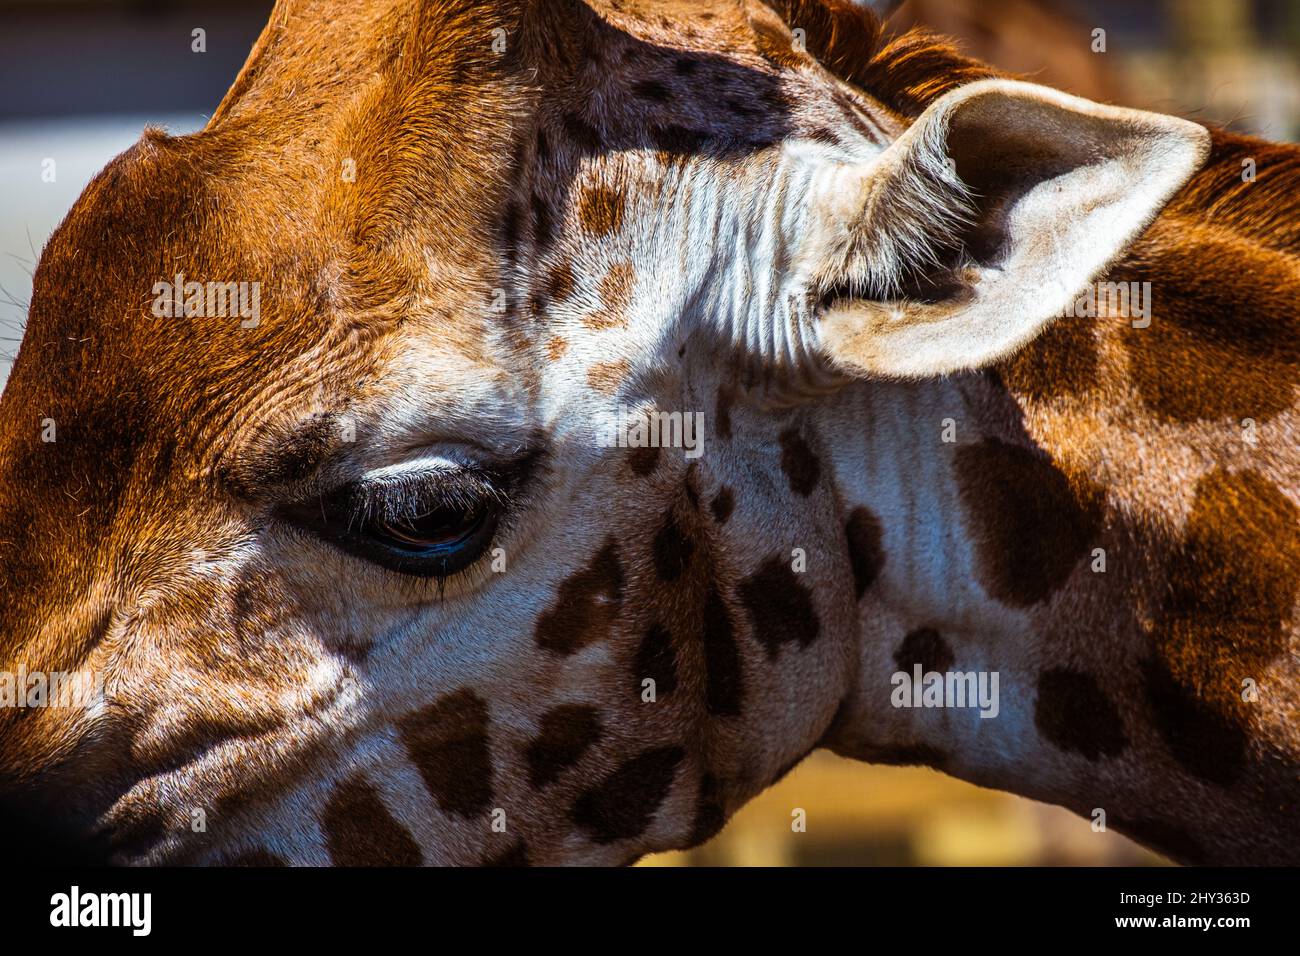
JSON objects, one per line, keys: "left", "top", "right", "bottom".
{"left": 821, "top": 373, "right": 1051, "bottom": 776}
{"left": 817, "top": 357, "right": 1300, "bottom": 865}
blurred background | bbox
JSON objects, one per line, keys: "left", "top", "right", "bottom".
{"left": 3, "top": 0, "right": 1296, "bottom": 864}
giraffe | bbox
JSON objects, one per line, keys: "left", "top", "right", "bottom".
{"left": 1, "top": 0, "right": 1297, "bottom": 866}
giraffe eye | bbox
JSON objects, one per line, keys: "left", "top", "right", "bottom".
{"left": 281, "top": 466, "right": 506, "bottom": 579}
{"left": 368, "top": 502, "right": 494, "bottom": 563}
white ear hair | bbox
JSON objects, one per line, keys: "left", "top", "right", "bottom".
{"left": 804, "top": 79, "right": 1210, "bottom": 379}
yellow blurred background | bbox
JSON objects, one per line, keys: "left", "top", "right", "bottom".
{"left": 642, "top": 752, "right": 1166, "bottom": 866}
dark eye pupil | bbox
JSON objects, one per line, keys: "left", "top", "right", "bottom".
{"left": 376, "top": 505, "right": 483, "bottom": 552}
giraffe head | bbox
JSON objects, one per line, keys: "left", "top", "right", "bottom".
{"left": 0, "top": 0, "right": 1209, "bottom": 864}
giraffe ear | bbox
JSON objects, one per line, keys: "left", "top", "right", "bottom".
{"left": 807, "top": 79, "right": 1210, "bottom": 379}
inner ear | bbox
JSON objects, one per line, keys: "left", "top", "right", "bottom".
{"left": 944, "top": 96, "right": 1111, "bottom": 268}
{"left": 808, "top": 79, "right": 1210, "bottom": 379}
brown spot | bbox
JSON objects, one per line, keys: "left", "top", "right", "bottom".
{"left": 652, "top": 509, "right": 695, "bottom": 581}
{"left": 628, "top": 444, "right": 659, "bottom": 476}
{"left": 1146, "top": 468, "right": 1300, "bottom": 783}
{"left": 649, "top": 124, "right": 710, "bottom": 156}
{"left": 602, "top": 264, "right": 633, "bottom": 307}
{"left": 535, "top": 541, "right": 625, "bottom": 654}
{"left": 321, "top": 776, "right": 421, "bottom": 866}
{"left": 739, "top": 556, "right": 820, "bottom": 657}
{"left": 702, "top": 587, "right": 744, "bottom": 716}
{"left": 954, "top": 438, "right": 1102, "bottom": 607}
{"left": 1120, "top": 231, "right": 1300, "bottom": 424}
{"left": 572, "top": 745, "right": 685, "bottom": 844}
{"left": 634, "top": 623, "right": 678, "bottom": 698}
{"left": 525, "top": 705, "right": 603, "bottom": 789}
{"left": 894, "top": 628, "right": 954, "bottom": 675}
{"left": 587, "top": 261, "right": 634, "bottom": 328}
{"left": 587, "top": 358, "right": 631, "bottom": 394}
{"left": 337, "top": 635, "right": 373, "bottom": 666}
{"left": 632, "top": 78, "right": 672, "bottom": 102}
{"left": 563, "top": 112, "right": 602, "bottom": 154}
{"left": 778, "top": 427, "right": 820, "bottom": 496}
{"left": 999, "top": 315, "right": 1099, "bottom": 403}
{"left": 397, "top": 689, "right": 494, "bottom": 817}
{"left": 844, "top": 506, "right": 885, "bottom": 599}
{"left": 710, "top": 486, "right": 735, "bottom": 524}
{"left": 578, "top": 185, "right": 625, "bottom": 237}
{"left": 545, "top": 260, "right": 575, "bottom": 301}
{"left": 481, "top": 839, "right": 530, "bottom": 866}
{"left": 1143, "top": 658, "right": 1245, "bottom": 785}
{"left": 1034, "top": 668, "right": 1128, "bottom": 760}
{"left": 546, "top": 336, "right": 568, "bottom": 361}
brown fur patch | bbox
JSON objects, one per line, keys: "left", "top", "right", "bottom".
{"left": 587, "top": 358, "right": 632, "bottom": 393}
{"left": 894, "top": 627, "right": 954, "bottom": 675}
{"left": 634, "top": 623, "right": 679, "bottom": 699}
{"left": 1145, "top": 468, "right": 1300, "bottom": 783}
{"left": 525, "top": 704, "right": 603, "bottom": 789}
{"left": 844, "top": 506, "right": 885, "bottom": 599}
{"left": 710, "top": 486, "right": 735, "bottom": 524}
{"left": 1000, "top": 315, "right": 1100, "bottom": 403}
{"left": 628, "top": 443, "right": 660, "bottom": 476}
{"left": 778, "top": 426, "right": 821, "bottom": 496}
{"left": 545, "top": 259, "right": 576, "bottom": 302}
{"left": 546, "top": 335, "right": 568, "bottom": 361}
{"left": 321, "top": 776, "right": 421, "bottom": 866}
{"left": 1119, "top": 223, "right": 1300, "bottom": 423}
{"left": 1034, "top": 667, "right": 1128, "bottom": 760}
{"left": 535, "top": 541, "right": 625, "bottom": 654}
{"left": 739, "top": 555, "right": 821, "bottom": 657}
{"left": 652, "top": 508, "right": 696, "bottom": 581}
{"left": 1143, "top": 657, "right": 1247, "bottom": 786}
{"left": 571, "top": 745, "right": 685, "bottom": 844}
{"left": 954, "top": 438, "right": 1103, "bottom": 607}
{"left": 578, "top": 184, "right": 626, "bottom": 237}
{"left": 751, "top": 15, "right": 808, "bottom": 70}
{"left": 766, "top": 1, "right": 998, "bottom": 115}
{"left": 587, "top": 261, "right": 635, "bottom": 329}
{"left": 397, "top": 688, "right": 494, "bottom": 817}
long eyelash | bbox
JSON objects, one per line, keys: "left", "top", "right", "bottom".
{"left": 345, "top": 468, "right": 508, "bottom": 530}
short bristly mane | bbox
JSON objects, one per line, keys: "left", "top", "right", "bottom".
{"left": 769, "top": 0, "right": 1300, "bottom": 255}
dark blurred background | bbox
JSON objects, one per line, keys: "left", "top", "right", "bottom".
{"left": 2, "top": 0, "right": 1296, "bottom": 864}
